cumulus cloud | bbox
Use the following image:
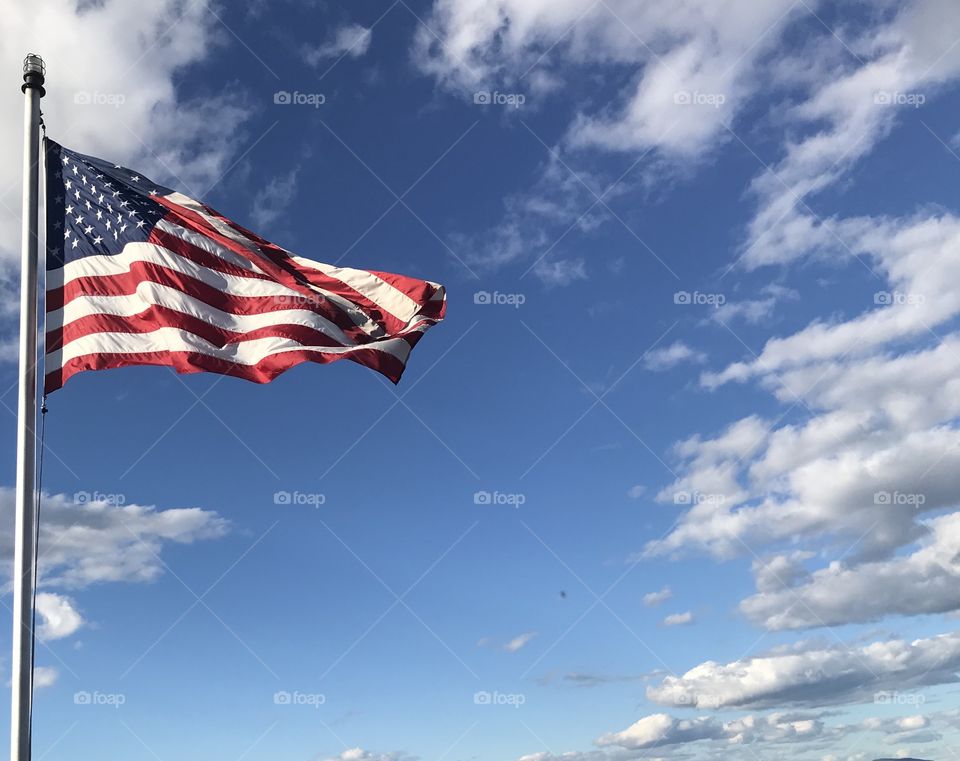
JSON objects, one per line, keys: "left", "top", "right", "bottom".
{"left": 321, "top": 749, "right": 414, "bottom": 761}
{"left": 0, "top": 488, "right": 228, "bottom": 589}
{"left": 597, "top": 713, "right": 723, "bottom": 749}
{"left": 647, "top": 632, "right": 960, "bottom": 709}
{"left": 305, "top": 23, "right": 373, "bottom": 65}
{"left": 33, "top": 666, "right": 58, "bottom": 689}
{"left": 35, "top": 592, "right": 83, "bottom": 640}
{"left": 415, "top": 0, "right": 801, "bottom": 157}
{"left": 504, "top": 631, "right": 538, "bottom": 653}
{"left": 663, "top": 611, "right": 694, "bottom": 627}
{"left": 741, "top": 513, "right": 960, "bottom": 630}
{"left": 0, "top": 0, "right": 252, "bottom": 270}
{"left": 643, "top": 586, "right": 672, "bottom": 606}
{"left": 643, "top": 341, "right": 706, "bottom": 371}
{"left": 740, "top": 0, "right": 960, "bottom": 268}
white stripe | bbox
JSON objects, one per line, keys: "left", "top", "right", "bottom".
{"left": 46, "top": 325, "right": 414, "bottom": 372}
{"left": 49, "top": 242, "right": 313, "bottom": 301}
{"left": 50, "top": 242, "right": 388, "bottom": 337}
{"left": 155, "top": 219, "right": 269, "bottom": 276}
{"left": 164, "top": 193, "right": 427, "bottom": 328}
{"left": 291, "top": 256, "right": 422, "bottom": 323}
{"left": 50, "top": 282, "right": 356, "bottom": 347}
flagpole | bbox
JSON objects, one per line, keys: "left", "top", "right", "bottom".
{"left": 10, "top": 53, "right": 45, "bottom": 761}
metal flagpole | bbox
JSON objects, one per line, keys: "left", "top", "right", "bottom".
{"left": 10, "top": 53, "right": 45, "bottom": 761}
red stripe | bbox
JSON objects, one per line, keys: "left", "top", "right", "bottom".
{"left": 47, "top": 306, "right": 358, "bottom": 353}
{"left": 48, "top": 260, "right": 376, "bottom": 344}
{"left": 162, "top": 198, "right": 436, "bottom": 334}
{"left": 45, "top": 342, "right": 413, "bottom": 393}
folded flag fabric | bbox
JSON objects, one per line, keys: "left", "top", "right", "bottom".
{"left": 43, "top": 139, "right": 446, "bottom": 393}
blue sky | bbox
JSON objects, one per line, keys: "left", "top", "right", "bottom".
{"left": 3, "top": 1, "right": 960, "bottom": 760}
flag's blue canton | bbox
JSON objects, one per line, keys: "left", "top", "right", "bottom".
{"left": 45, "top": 139, "right": 174, "bottom": 270}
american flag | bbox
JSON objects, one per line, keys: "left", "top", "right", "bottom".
{"left": 43, "top": 139, "right": 446, "bottom": 393}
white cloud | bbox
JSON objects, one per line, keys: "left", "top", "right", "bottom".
{"left": 415, "top": 0, "right": 802, "bottom": 157}
{"left": 35, "top": 592, "right": 83, "bottom": 640}
{"left": 597, "top": 713, "right": 723, "bottom": 749}
{"left": 250, "top": 168, "right": 300, "bottom": 229}
{"left": 663, "top": 611, "right": 694, "bottom": 627}
{"left": 643, "top": 341, "right": 706, "bottom": 371}
{"left": 647, "top": 631, "right": 960, "bottom": 709}
{"left": 739, "top": 0, "right": 960, "bottom": 268}
{"left": 322, "top": 749, "right": 413, "bottom": 761}
{"left": 33, "top": 666, "right": 58, "bottom": 689}
{"left": 504, "top": 631, "right": 538, "bottom": 653}
{"left": 0, "top": 0, "right": 252, "bottom": 268}
{"left": 643, "top": 586, "right": 672, "bottom": 606}
{"left": 305, "top": 24, "right": 372, "bottom": 66}
{"left": 0, "top": 488, "right": 228, "bottom": 589}
{"left": 741, "top": 513, "right": 960, "bottom": 630}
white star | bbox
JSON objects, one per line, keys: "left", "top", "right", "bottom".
{"left": 96, "top": 210, "right": 103, "bottom": 220}
{"left": 98, "top": 194, "right": 105, "bottom": 204}
{"left": 120, "top": 200, "right": 129, "bottom": 207}
{"left": 93, "top": 235, "right": 103, "bottom": 245}
{"left": 74, "top": 214, "right": 83, "bottom": 224}
{"left": 65, "top": 204, "right": 74, "bottom": 215}
{"left": 71, "top": 165, "right": 78, "bottom": 175}
{"left": 84, "top": 225, "right": 93, "bottom": 234}
{"left": 64, "top": 229, "right": 70, "bottom": 240}
{"left": 105, "top": 220, "right": 111, "bottom": 230}
{"left": 64, "top": 179, "right": 72, "bottom": 190}
{"left": 61, "top": 155, "right": 69, "bottom": 165}
{"left": 113, "top": 230, "right": 118, "bottom": 240}
{"left": 130, "top": 175, "right": 140, "bottom": 182}
{"left": 135, "top": 219, "right": 146, "bottom": 229}
{"left": 119, "top": 223, "right": 128, "bottom": 233}
{"left": 73, "top": 189, "right": 81, "bottom": 200}
{"left": 71, "top": 238, "right": 78, "bottom": 249}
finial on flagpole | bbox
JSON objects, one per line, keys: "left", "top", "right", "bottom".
{"left": 22, "top": 54, "right": 45, "bottom": 96}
